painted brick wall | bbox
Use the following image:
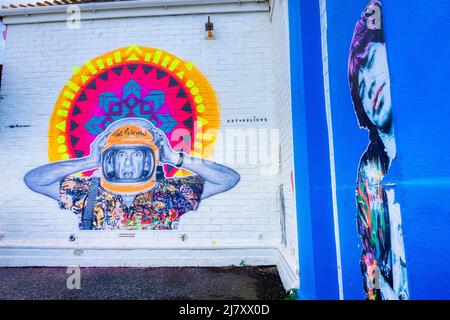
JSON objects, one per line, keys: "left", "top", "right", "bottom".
{"left": 271, "top": 0, "right": 299, "bottom": 288}
{"left": 319, "top": 0, "right": 330, "bottom": 109}
{"left": 0, "top": 4, "right": 296, "bottom": 277}
{"left": 321, "top": 0, "right": 450, "bottom": 300}
{"left": 319, "top": 0, "right": 344, "bottom": 299}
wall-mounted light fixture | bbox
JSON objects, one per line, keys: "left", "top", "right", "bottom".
{"left": 205, "top": 16, "right": 215, "bottom": 40}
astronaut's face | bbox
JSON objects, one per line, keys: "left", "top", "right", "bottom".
{"left": 114, "top": 148, "right": 145, "bottom": 179}
{"left": 102, "top": 146, "right": 155, "bottom": 183}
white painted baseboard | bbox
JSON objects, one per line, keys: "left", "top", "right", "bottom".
{"left": 276, "top": 247, "right": 299, "bottom": 290}
{"left": 0, "top": 239, "right": 299, "bottom": 290}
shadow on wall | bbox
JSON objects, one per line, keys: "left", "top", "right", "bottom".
{"left": 0, "top": 19, "right": 6, "bottom": 86}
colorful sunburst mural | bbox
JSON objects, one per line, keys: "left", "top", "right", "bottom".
{"left": 48, "top": 45, "right": 220, "bottom": 177}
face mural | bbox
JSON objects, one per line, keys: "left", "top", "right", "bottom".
{"left": 348, "top": 1, "right": 408, "bottom": 300}
{"left": 24, "top": 46, "right": 240, "bottom": 231}
{"left": 357, "top": 42, "right": 392, "bottom": 129}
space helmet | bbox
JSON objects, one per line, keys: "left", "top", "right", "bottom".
{"left": 100, "top": 124, "right": 160, "bottom": 195}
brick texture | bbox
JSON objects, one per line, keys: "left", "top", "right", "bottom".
{"left": 0, "top": 2, "right": 297, "bottom": 276}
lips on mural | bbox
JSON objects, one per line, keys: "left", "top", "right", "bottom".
{"left": 49, "top": 45, "right": 220, "bottom": 177}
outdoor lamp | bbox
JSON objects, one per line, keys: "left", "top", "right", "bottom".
{"left": 205, "top": 16, "right": 215, "bottom": 40}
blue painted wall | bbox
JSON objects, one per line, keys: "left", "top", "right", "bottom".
{"left": 325, "top": 0, "right": 450, "bottom": 299}
{"left": 289, "top": 0, "right": 340, "bottom": 300}
{"left": 325, "top": 0, "right": 370, "bottom": 300}
{"left": 382, "top": 0, "right": 450, "bottom": 299}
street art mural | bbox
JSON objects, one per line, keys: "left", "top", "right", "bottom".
{"left": 0, "top": 19, "right": 6, "bottom": 86}
{"left": 24, "top": 46, "right": 240, "bottom": 230}
{"left": 348, "top": 1, "right": 408, "bottom": 300}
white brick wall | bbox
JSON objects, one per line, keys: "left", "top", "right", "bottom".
{"left": 0, "top": 1, "right": 298, "bottom": 286}
{"left": 270, "top": 0, "right": 299, "bottom": 289}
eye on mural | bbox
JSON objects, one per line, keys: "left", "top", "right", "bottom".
{"left": 348, "top": 1, "right": 408, "bottom": 300}
{"left": 24, "top": 46, "right": 240, "bottom": 231}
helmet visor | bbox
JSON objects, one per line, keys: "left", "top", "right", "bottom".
{"left": 101, "top": 145, "right": 155, "bottom": 184}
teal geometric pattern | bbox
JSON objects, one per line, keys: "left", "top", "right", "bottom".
{"left": 85, "top": 79, "right": 177, "bottom": 134}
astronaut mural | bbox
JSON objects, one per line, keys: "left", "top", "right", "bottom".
{"left": 348, "top": 1, "right": 408, "bottom": 300}
{"left": 24, "top": 46, "right": 240, "bottom": 230}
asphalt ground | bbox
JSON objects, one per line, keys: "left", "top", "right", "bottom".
{"left": 0, "top": 266, "right": 286, "bottom": 300}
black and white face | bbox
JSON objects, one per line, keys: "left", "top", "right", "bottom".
{"left": 114, "top": 148, "right": 145, "bottom": 179}
{"left": 358, "top": 42, "right": 392, "bottom": 129}
{"left": 103, "top": 146, "right": 155, "bottom": 182}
